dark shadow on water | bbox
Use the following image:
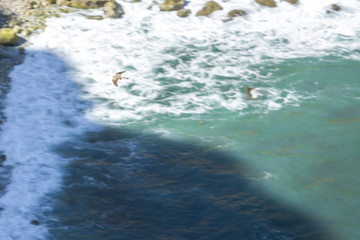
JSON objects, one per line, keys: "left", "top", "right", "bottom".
{"left": 0, "top": 48, "right": 332, "bottom": 240}
{"left": 0, "top": 8, "right": 26, "bottom": 197}
{"left": 50, "top": 128, "right": 332, "bottom": 240}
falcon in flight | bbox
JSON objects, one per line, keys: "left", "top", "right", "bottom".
{"left": 112, "top": 71, "right": 129, "bottom": 87}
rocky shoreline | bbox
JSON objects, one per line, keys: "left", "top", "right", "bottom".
{"left": 0, "top": 0, "right": 125, "bottom": 96}
{"left": 0, "top": 0, "right": 29, "bottom": 132}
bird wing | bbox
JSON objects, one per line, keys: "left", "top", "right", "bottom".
{"left": 112, "top": 71, "right": 128, "bottom": 87}
{"left": 112, "top": 74, "right": 121, "bottom": 87}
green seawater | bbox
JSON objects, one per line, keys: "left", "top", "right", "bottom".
{"left": 119, "top": 56, "right": 360, "bottom": 240}
{"left": 232, "top": 58, "right": 360, "bottom": 240}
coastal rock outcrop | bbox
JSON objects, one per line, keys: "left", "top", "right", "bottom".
{"left": 255, "top": 0, "right": 277, "bottom": 8}
{"left": 103, "top": 0, "right": 124, "bottom": 18}
{"left": 0, "top": 28, "right": 18, "bottom": 46}
{"left": 159, "top": 0, "right": 185, "bottom": 11}
{"left": 177, "top": 9, "right": 191, "bottom": 18}
{"left": 196, "top": 1, "right": 223, "bottom": 17}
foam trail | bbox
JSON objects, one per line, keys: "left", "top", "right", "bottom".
{"left": 0, "top": 49, "right": 95, "bottom": 239}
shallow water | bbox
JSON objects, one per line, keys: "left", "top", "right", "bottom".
{"left": 0, "top": 0, "right": 359, "bottom": 239}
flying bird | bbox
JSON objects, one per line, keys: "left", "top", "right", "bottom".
{"left": 112, "top": 71, "right": 129, "bottom": 87}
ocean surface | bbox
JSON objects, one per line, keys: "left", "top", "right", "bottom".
{"left": 0, "top": 0, "right": 360, "bottom": 239}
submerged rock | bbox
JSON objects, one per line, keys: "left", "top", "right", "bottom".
{"left": 255, "top": 0, "right": 277, "bottom": 8}
{"left": 159, "top": 0, "right": 185, "bottom": 11}
{"left": 326, "top": 4, "right": 341, "bottom": 14}
{"left": 177, "top": 9, "right": 191, "bottom": 18}
{"left": 228, "top": 9, "right": 247, "bottom": 18}
{"left": 282, "top": 0, "right": 298, "bottom": 4}
{"left": 331, "top": 4, "right": 341, "bottom": 11}
{"left": 87, "top": 15, "right": 104, "bottom": 20}
{"left": 87, "top": 138, "right": 97, "bottom": 143}
{"left": 196, "top": 1, "right": 223, "bottom": 17}
{"left": 103, "top": 0, "right": 124, "bottom": 18}
{"left": 30, "top": 220, "right": 40, "bottom": 225}
{"left": 0, "top": 28, "right": 18, "bottom": 46}
{"left": 245, "top": 86, "right": 256, "bottom": 100}
{"left": 0, "top": 154, "right": 6, "bottom": 165}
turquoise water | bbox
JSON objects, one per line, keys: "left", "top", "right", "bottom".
{"left": 92, "top": 55, "right": 360, "bottom": 239}
{"left": 240, "top": 58, "right": 360, "bottom": 240}
{"left": 49, "top": 55, "right": 359, "bottom": 239}
{"left": 0, "top": 0, "right": 360, "bottom": 239}
{"left": 112, "top": 56, "right": 360, "bottom": 239}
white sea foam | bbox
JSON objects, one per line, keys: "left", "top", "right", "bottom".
{"left": 0, "top": 49, "right": 97, "bottom": 239}
{"left": 0, "top": 0, "right": 360, "bottom": 238}
{"left": 34, "top": 0, "right": 360, "bottom": 125}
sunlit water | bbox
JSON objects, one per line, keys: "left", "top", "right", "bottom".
{"left": 0, "top": 0, "right": 359, "bottom": 239}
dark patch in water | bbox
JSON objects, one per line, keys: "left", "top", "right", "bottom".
{"left": 31, "top": 220, "right": 40, "bottom": 226}
{"left": 49, "top": 128, "right": 331, "bottom": 240}
{"left": 0, "top": 159, "right": 11, "bottom": 201}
